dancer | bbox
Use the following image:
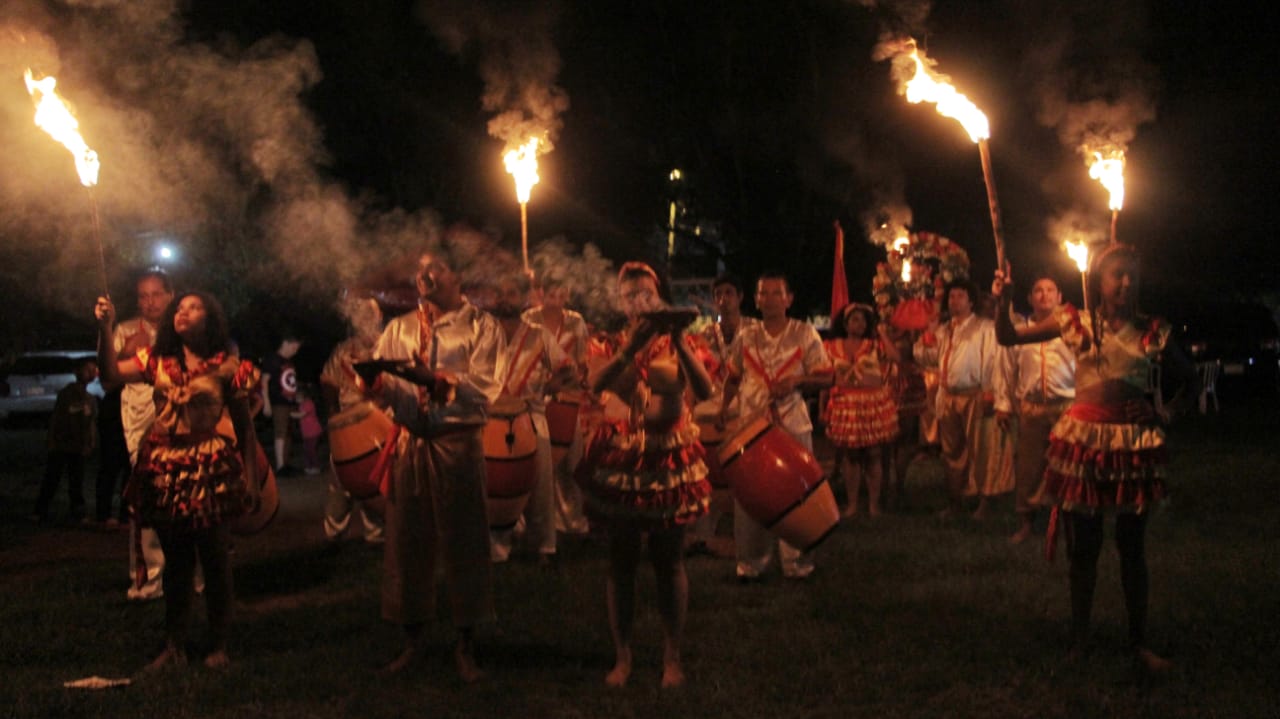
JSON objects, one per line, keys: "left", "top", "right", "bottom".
{"left": 96, "top": 291, "right": 260, "bottom": 671}
{"left": 578, "top": 261, "right": 713, "bottom": 687}
{"left": 824, "top": 303, "right": 900, "bottom": 518}
{"left": 993, "top": 244, "right": 1197, "bottom": 673}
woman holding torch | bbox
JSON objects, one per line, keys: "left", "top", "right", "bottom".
{"left": 96, "top": 292, "right": 260, "bottom": 672}
{"left": 992, "top": 244, "right": 1196, "bottom": 674}
{"left": 578, "top": 261, "right": 714, "bottom": 688}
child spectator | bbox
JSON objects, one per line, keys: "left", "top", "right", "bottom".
{"left": 33, "top": 358, "right": 99, "bottom": 523}
{"left": 292, "top": 384, "right": 325, "bottom": 475}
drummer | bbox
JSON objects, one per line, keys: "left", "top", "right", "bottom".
{"left": 490, "top": 271, "right": 574, "bottom": 564}
{"left": 522, "top": 275, "right": 592, "bottom": 538}
{"left": 687, "top": 272, "right": 758, "bottom": 556}
{"left": 719, "top": 270, "right": 833, "bottom": 581}
{"left": 360, "top": 245, "right": 502, "bottom": 681}
{"left": 578, "top": 260, "right": 714, "bottom": 688}
{"left": 319, "top": 297, "right": 387, "bottom": 545}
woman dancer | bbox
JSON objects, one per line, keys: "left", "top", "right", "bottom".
{"left": 993, "top": 244, "right": 1196, "bottom": 672}
{"left": 824, "top": 303, "right": 900, "bottom": 517}
{"left": 578, "top": 261, "right": 713, "bottom": 688}
{"left": 96, "top": 292, "right": 260, "bottom": 672}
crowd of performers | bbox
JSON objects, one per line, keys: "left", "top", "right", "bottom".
{"left": 87, "top": 239, "right": 1197, "bottom": 683}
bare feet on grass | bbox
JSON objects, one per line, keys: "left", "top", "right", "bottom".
{"left": 661, "top": 650, "right": 686, "bottom": 689}
{"left": 1009, "top": 525, "right": 1033, "bottom": 545}
{"left": 605, "top": 648, "right": 632, "bottom": 688}
{"left": 1136, "top": 647, "right": 1172, "bottom": 674}
{"left": 379, "top": 646, "right": 420, "bottom": 675}
{"left": 454, "top": 642, "right": 486, "bottom": 684}
{"left": 139, "top": 644, "right": 186, "bottom": 674}
{"left": 203, "top": 650, "right": 230, "bottom": 670}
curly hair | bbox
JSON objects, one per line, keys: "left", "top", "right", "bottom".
{"left": 832, "top": 302, "right": 878, "bottom": 339}
{"left": 153, "top": 291, "right": 233, "bottom": 361}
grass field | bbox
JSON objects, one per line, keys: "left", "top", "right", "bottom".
{"left": 2, "top": 397, "right": 1278, "bottom": 719}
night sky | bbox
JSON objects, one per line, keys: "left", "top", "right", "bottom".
{"left": 2, "top": 0, "right": 1277, "bottom": 355}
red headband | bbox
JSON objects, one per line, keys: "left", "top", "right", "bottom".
{"left": 617, "top": 261, "right": 659, "bottom": 285}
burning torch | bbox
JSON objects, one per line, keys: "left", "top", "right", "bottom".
{"left": 24, "top": 69, "right": 108, "bottom": 297}
{"left": 896, "top": 43, "right": 1006, "bottom": 272}
{"left": 1064, "top": 239, "right": 1090, "bottom": 318}
{"left": 504, "top": 138, "right": 540, "bottom": 273}
{"left": 1088, "top": 150, "right": 1125, "bottom": 245}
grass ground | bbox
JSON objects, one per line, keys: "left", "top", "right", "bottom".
{"left": 1, "top": 396, "right": 1277, "bottom": 718}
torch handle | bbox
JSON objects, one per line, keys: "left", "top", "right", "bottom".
{"left": 87, "top": 187, "right": 110, "bottom": 300}
{"left": 520, "top": 201, "right": 529, "bottom": 272}
{"left": 978, "top": 139, "right": 1007, "bottom": 272}
{"left": 1110, "top": 209, "right": 1119, "bottom": 246}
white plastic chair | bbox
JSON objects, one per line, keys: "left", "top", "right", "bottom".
{"left": 1197, "top": 361, "right": 1221, "bottom": 414}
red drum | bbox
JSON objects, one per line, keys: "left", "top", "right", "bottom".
{"left": 547, "top": 392, "right": 583, "bottom": 466}
{"left": 328, "top": 401, "right": 396, "bottom": 499}
{"left": 718, "top": 416, "right": 839, "bottom": 551}
{"left": 696, "top": 419, "right": 727, "bottom": 489}
{"left": 484, "top": 398, "right": 538, "bottom": 529}
{"left": 231, "top": 444, "right": 279, "bottom": 536}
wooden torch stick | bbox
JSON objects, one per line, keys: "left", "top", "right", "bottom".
{"left": 86, "top": 187, "right": 109, "bottom": 300}
{"left": 977, "top": 139, "right": 1007, "bottom": 272}
{"left": 1110, "top": 209, "right": 1119, "bottom": 245}
{"left": 520, "top": 201, "right": 529, "bottom": 272}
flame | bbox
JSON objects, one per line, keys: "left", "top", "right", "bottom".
{"left": 892, "top": 236, "right": 910, "bottom": 253}
{"left": 1064, "top": 240, "right": 1089, "bottom": 273}
{"left": 24, "top": 70, "right": 99, "bottom": 187}
{"left": 903, "top": 47, "right": 989, "bottom": 143}
{"left": 901, "top": 258, "right": 913, "bottom": 282}
{"left": 503, "top": 137, "right": 540, "bottom": 204}
{"left": 1088, "top": 150, "right": 1125, "bottom": 211}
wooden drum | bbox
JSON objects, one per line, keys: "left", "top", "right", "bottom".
{"left": 328, "top": 401, "right": 396, "bottom": 499}
{"left": 483, "top": 398, "right": 538, "bottom": 529}
{"left": 717, "top": 415, "right": 839, "bottom": 551}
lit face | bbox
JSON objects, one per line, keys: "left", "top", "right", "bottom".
{"left": 619, "top": 276, "right": 662, "bottom": 319}
{"left": 1028, "top": 278, "right": 1061, "bottom": 316}
{"left": 947, "top": 287, "right": 972, "bottom": 319}
{"left": 1098, "top": 256, "right": 1138, "bottom": 309}
{"left": 416, "top": 252, "right": 459, "bottom": 303}
{"left": 136, "top": 276, "right": 173, "bottom": 325}
{"left": 712, "top": 283, "right": 742, "bottom": 317}
{"left": 542, "top": 284, "right": 569, "bottom": 311}
{"left": 755, "top": 278, "right": 792, "bottom": 320}
{"left": 172, "top": 295, "right": 207, "bottom": 337}
{"left": 493, "top": 279, "right": 527, "bottom": 318}
{"left": 844, "top": 308, "right": 868, "bottom": 339}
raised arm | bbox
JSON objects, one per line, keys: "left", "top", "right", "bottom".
{"left": 993, "top": 270, "right": 1060, "bottom": 346}
{"left": 95, "top": 297, "right": 145, "bottom": 386}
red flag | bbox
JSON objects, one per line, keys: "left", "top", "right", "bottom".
{"left": 831, "top": 220, "right": 849, "bottom": 320}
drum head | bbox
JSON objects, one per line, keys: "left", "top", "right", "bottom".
{"left": 490, "top": 396, "right": 530, "bottom": 417}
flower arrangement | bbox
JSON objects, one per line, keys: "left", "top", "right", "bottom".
{"left": 872, "top": 231, "right": 970, "bottom": 330}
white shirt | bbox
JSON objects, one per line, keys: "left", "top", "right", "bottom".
{"left": 522, "top": 306, "right": 588, "bottom": 370}
{"left": 993, "top": 313, "right": 1076, "bottom": 413}
{"left": 373, "top": 300, "right": 503, "bottom": 436}
{"left": 114, "top": 317, "right": 159, "bottom": 457}
{"left": 727, "top": 318, "right": 831, "bottom": 436}
{"left": 494, "top": 319, "right": 567, "bottom": 414}
{"left": 924, "top": 313, "right": 997, "bottom": 408}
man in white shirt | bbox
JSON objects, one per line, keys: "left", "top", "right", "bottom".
{"left": 721, "top": 272, "right": 832, "bottom": 580}
{"left": 993, "top": 275, "right": 1075, "bottom": 544}
{"left": 916, "top": 280, "right": 998, "bottom": 518}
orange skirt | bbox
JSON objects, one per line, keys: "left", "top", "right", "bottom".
{"left": 826, "top": 385, "right": 899, "bottom": 449}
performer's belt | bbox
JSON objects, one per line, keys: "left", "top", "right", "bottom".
{"left": 941, "top": 385, "right": 981, "bottom": 397}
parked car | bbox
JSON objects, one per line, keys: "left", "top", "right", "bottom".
{"left": 0, "top": 351, "right": 105, "bottom": 421}
{"left": 1172, "top": 302, "right": 1280, "bottom": 397}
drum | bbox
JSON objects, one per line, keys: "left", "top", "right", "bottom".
{"left": 484, "top": 398, "right": 538, "bottom": 529}
{"left": 231, "top": 444, "right": 280, "bottom": 536}
{"left": 328, "top": 401, "right": 396, "bottom": 499}
{"left": 546, "top": 392, "right": 583, "bottom": 466}
{"left": 717, "top": 415, "right": 839, "bottom": 551}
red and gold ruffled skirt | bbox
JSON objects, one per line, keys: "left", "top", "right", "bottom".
{"left": 127, "top": 431, "right": 250, "bottom": 528}
{"left": 825, "top": 385, "right": 899, "bottom": 449}
{"left": 1043, "top": 403, "right": 1167, "bottom": 515}
{"left": 576, "top": 418, "right": 710, "bottom": 529}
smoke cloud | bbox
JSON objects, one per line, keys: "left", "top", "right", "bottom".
{"left": 415, "top": 0, "right": 569, "bottom": 154}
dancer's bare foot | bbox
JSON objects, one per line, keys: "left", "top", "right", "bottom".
{"left": 203, "top": 650, "right": 230, "bottom": 670}
{"left": 840, "top": 508, "right": 857, "bottom": 520}
{"left": 138, "top": 644, "right": 186, "bottom": 674}
{"left": 1136, "top": 647, "right": 1172, "bottom": 674}
{"left": 935, "top": 506, "right": 957, "bottom": 519}
{"left": 454, "top": 642, "right": 486, "bottom": 684}
{"left": 971, "top": 501, "right": 989, "bottom": 520}
{"left": 605, "top": 648, "right": 632, "bottom": 688}
{"left": 379, "top": 646, "right": 420, "bottom": 675}
{"left": 661, "top": 661, "right": 686, "bottom": 689}
{"left": 1009, "top": 525, "right": 1033, "bottom": 544}
{"left": 868, "top": 505, "right": 882, "bottom": 518}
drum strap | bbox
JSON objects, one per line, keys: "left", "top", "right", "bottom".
{"left": 744, "top": 347, "right": 803, "bottom": 392}
{"left": 503, "top": 325, "right": 544, "bottom": 398}
{"left": 372, "top": 424, "right": 404, "bottom": 499}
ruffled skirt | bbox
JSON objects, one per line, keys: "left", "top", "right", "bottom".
{"left": 127, "top": 432, "right": 250, "bottom": 528}
{"left": 826, "top": 386, "right": 899, "bottom": 449}
{"left": 1043, "top": 409, "right": 1167, "bottom": 515}
{"left": 576, "top": 419, "right": 711, "bottom": 529}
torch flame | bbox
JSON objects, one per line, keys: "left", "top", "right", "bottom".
{"left": 903, "top": 47, "right": 989, "bottom": 143}
{"left": 1064, "top": 240, "right": 1089, "bottom": 273}
{"left": 901, "top": 258, "right": 913, "bottom": 283}
{"left": 1087, "top": 151, "right": 1125, "bottom": 211}
{"left": 503, "top": 137, "right": 540, "bottom": 204}
{"left": 892, "top": 236, "right": 910, "bottom": 253}
{"left": 24, "top": 70, "right": 99, "bottom": 187}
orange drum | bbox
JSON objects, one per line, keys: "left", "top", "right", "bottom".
{"left": 547, "top": 392, "right": 583, "bottom": 465}
{"left": 484, "top": 398, "right": 538, "bottom": 529}
{"left": 328, "top": 401, "right": 396, "bottom": 499}
{"left": 231, "top": 444, "right": 279, "bottom": 536}
{"left": 717, "top": 415, "right": 839, "bottom": 551}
